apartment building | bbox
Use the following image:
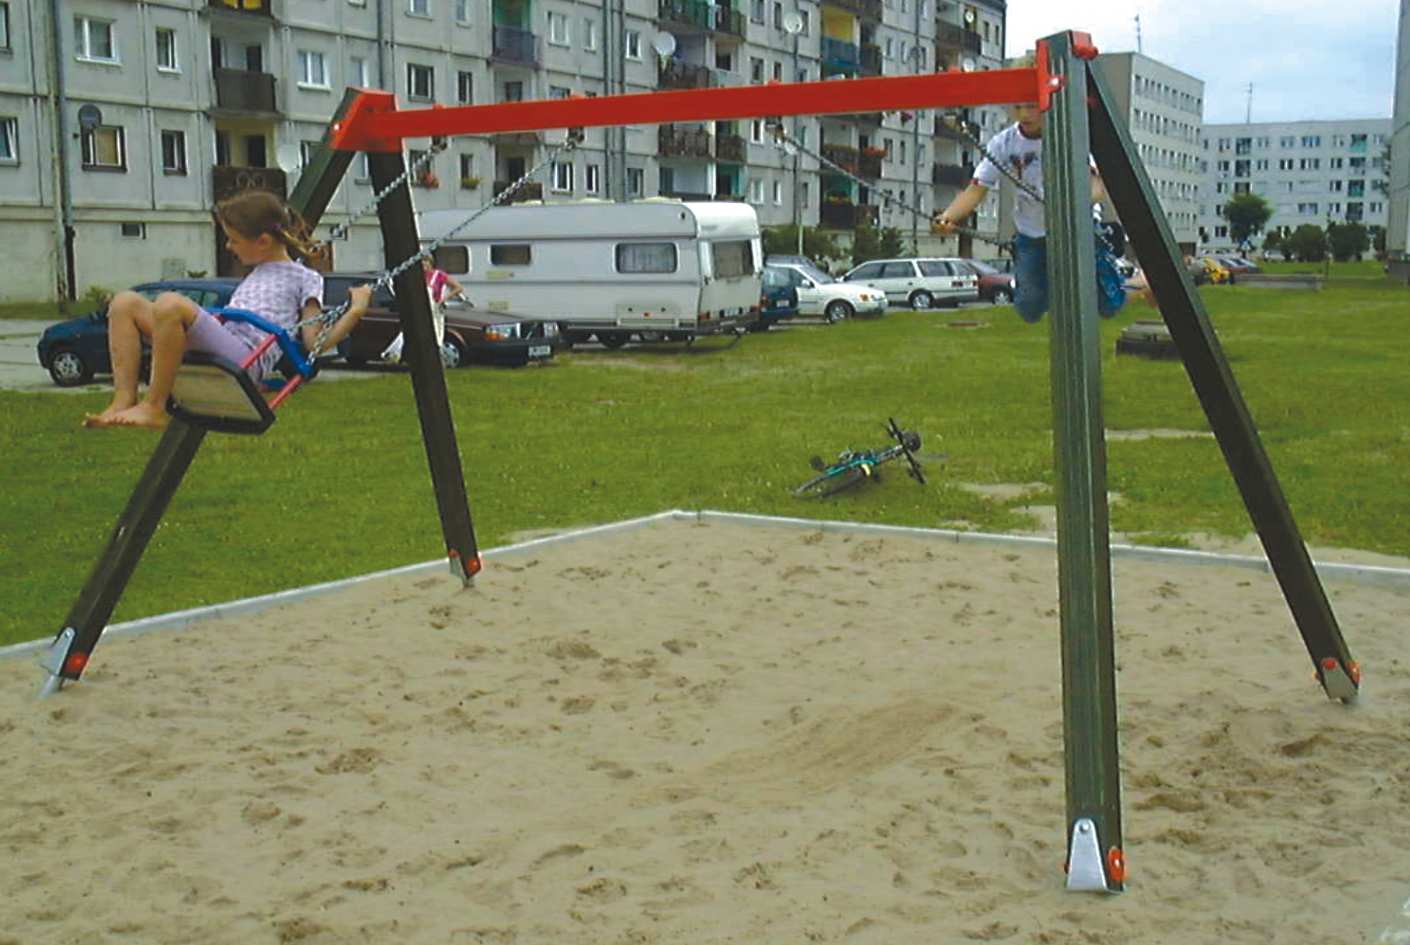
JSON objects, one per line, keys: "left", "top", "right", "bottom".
{"left": 1388, "top": 0, "right": 1408, "bottom": 281}
{"left": 0, "top": 0, "right": 1003, "bottom": 302}
{"left": 1198, "top": 119, "right": 1392, "bottom": 254}
{"left": 1094, "top": 51, "right": 1204, "bottom": 253}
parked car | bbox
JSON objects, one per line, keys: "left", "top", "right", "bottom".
{"left": 840, "top": 257, "right": 978, "bottom": 309}
{"left": 755, "top": 264, "right": 800, "bottom": 330}
{"left": 950, "top": 259, "right": 1015, "bottom": 305}
{"left": 1214, "top": 255, "right": 1261, "bottom": 275}
{"left": 765, "top": 261, "right": 887, "bottom": 321}
{"left": 325, "top": 273, "right": 559, "bottom": 369}
{"left": 37, "top": 278, "right": 239, "bottom": 387}
{"left": 1199, "top": 256, "right": 1233, "bottom": 285}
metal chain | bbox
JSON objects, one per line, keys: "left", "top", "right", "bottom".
{"left": 766, "top": 120, "right": 1010, "bottom": 251}
{"left": 317, "top": 139, "right": 450, "bottom": 249}
{"left": 301, "top": 131, "right": 583, "bottom": 356}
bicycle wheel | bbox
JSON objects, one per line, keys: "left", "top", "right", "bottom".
{"left": 793, "top": 466, "right": 868, "bottom": 498}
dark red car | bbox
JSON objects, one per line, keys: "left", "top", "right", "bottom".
{"left": 952, "top": 259, "right": 1015, "bottom": 305}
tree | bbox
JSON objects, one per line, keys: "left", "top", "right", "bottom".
{"left": 1284, "top": 224, "right": 1327, "bottom": 263}
{"left": 1326, "top": 222, "right": 1370, "bottom": 262}
{"left": 877, "top": 226, "right": 907, "bottom": 259}
{"left": 850, "top": 225, "right": 882, "bottom": 266}
{"left": 1260, "top": 229, "right": 1283, "bottom": 258}
{"left": 1221, "top": 192, "right": 1273, "bottom": 247}
{"left": 761, "top": 225, "right": 842, "bottom": 266}
{"left": 1371, "top": 225, "right": 1387, "bottom": 259}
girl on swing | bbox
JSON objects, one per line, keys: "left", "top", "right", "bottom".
{"left": 84, "top": 191, "right": 372, "bottom": 430}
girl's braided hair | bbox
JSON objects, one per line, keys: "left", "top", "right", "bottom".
{"left": 214, "top": 191, "right": 319, "bottom": 263}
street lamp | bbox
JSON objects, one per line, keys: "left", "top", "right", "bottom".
{"left": 783, "top": 10, "right": 804, "bottom": 255}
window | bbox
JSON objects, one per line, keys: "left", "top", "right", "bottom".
{"left": 711, "top": 240, "right": 754, "bottom": 278}
{"left": 750, "top": 119, "right": 764, "bottom": 143}
{"left": 74, "top": 16, "right": 117, "bottom": 62}
{"left": 772, "top": 180, "right": 785, "bottom": 204}
{"left": 351, "top": 56, "right": 370, "bottom": 87}
{"left": 583, "top": 18, "right": 598, "bottom": 50}
{"left": 1279, "top": 135, "right": 1295, "bottom": 148}
{"left": 298, "top": 50, "right": 329, "bottom": 88}
{"left": 408, "top": 0, "right": 430, "bottom": 15}
{"left": 160, "top": 129, "right": 186, "bottom": 174}
{"left": 81, "top": 125, "right": 125, "bottom": 169}
{"left": 750, "top": 56, "right": 764, "bottom": 83}
{"left": 616, "top": 242, "right": 677, "bottom": 273}
{"left": 155, "top": 28, "right": 178, "bottom": 72}
{"left": 800, "top": 181, "right": 809, "bottom": 207}
{"left": 457, "top": 71, "right": 473, "bottom": 104}
{"left": 0, "top": 3, "right": 9, "bottom": 51}
{"left": 884, "top": 37, "right": 894, "bottom": 58}
{"left": 490, "top": 244, "right": 531, "bottom": 265}
{"left": 1278, "top": 158, "right": 1294, "bottom": 170}
{"left": 458, "top": 153, "right": 475, "bottom": 184}
{"left": 748, "top": 179, "right": 764, "bottom": 203}
{"left": 407, "top": 63, "right": 434, "bottom": 101}
{"left": 772, "top": 1, "right": 782, "bottom": 28}
{"left": 502, "top": 80, "right": 524, "bottom": 102}
{"left": 1301, "top": 135, "right": 1320, "bottom": 148}
{"left": 799, "top": 10, "right": 810, "bottom": 34}
{"left": 434, "top": 246, "right": 469, "bottom": 273}
{"left": 751, "top": 0, "right": 764, "bottom": 23}
{"left": 552, "top": 160, "right": 574, "bottom": 192}
{"left": 1299, "top": 158, "right": 1319, "bottom": 170}
{"left": 548, "top": 11, "right": 569, "bottom": 45}
{"left": 918, "top": 260, "right": 954, "bottom": 276}
{"left": 549, "top": 85, "right": 571, "bottom": 99}
{"left": 627, "top": 166, "right": 643, "bottom": 196}
{"left": 120, "top": 222, "right": 145, "bottom": 238}
{"left": 0, "top": 116, "right": 17, "bottom": 163}
{"left": 455, "top": 0, "right": 471, "bottom": 23}
{"left": 1329, "top": 157, "right": 1343, "bottom": 169}
{"left": 771, "top": 61, "right": 783, "bottom": 81}
{"left": 624, "top": 29, "right": 641, "bottom": 60}
{"left": 1297, "top": 202, "right": 1318, "bottom": 215}
{"left": 585, "top": 163, "right": 600, "bottom": 194}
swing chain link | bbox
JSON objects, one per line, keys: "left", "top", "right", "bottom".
{"left": 319, "top": 137, "right": 450, "bottom": 249}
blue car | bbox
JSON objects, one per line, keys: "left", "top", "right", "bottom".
{"left": 37, "top": 279, "right": 238, "bottom": 387}
{"left": 753, "top": 264, "right": 800, "bottom": 331}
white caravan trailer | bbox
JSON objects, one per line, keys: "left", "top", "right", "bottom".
{"left": 418, "top": 200, "right": 762, "bottom": 347}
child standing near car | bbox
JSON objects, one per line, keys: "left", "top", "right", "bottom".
{"left": 84, "top": 191, "right": 371, "bottom": 430}
{"left": 931, "top": 96, "right": 1127, "bottom": 324}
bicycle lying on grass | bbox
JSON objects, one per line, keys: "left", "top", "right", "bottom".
{"left": 794, "top": 418, "right": 929, "bottom": 497}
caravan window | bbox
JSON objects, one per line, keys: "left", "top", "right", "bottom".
{"left": 615, "top": 242, "right": 677, "bottom": 273}
{"left": 710, "top": 240, "right": 754, "bottom": 279}
{"left": 490, "top": 243, "right": 531, "bottom": 265}
{"left": 433, "top": 246, "right": 469, "bottom": 274}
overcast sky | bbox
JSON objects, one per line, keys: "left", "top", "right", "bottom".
{"left": 1003, "top": 0, "right": 1399, "bottom": 125}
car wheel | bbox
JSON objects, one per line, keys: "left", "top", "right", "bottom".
{"left": 637, "top": 330, "right": 665, "bottom": 343}
{"left": 909, "top": 290, "right": 934, "bottom": 311}
{"left": 824, "top": 300, "right": 854, "bottom": 323}
{"left": 440, "top": 338, "right": 466, "bottom": 369}
{"left": 992, "top": 287, "right": 1013, "bottom": 305}
{"left": 596, "top": 331, "right": 630, "bottom": 349}
{"left": 48, "top": 348, "right": 94, "bottom": 387}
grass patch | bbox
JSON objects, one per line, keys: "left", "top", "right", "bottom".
{"left": 3, "top": 272, "right": 1408, "bottom": 648}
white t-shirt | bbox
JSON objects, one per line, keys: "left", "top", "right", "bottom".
{"left": 971, "top": 123, "right": 1099, "bottom": 239}
{"left": 224, "top": 260, "right": 324, "bottom": 375}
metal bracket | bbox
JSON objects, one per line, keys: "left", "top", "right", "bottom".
{"left": 1319, "top": 657, "right": 1361, "bottom": 703}
{"left": 36, "top": 628, "right": 77, "bottom": 699}
{"left": 1065, "top": 818, "right": 1113, "bottom": 892}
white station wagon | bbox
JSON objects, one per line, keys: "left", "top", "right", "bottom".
{"left": 841, "top": 257, "right": 979, "bottom": 310}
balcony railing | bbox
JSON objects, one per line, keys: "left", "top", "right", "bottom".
{"left": 819, "top": 201, "right": 879, "bottom": 229}
{"left": 837, "top": 111, "right": 883, "bottom": 127}
{"left": 657, "top": 0, "right": 745, "bottom": 35}
{"left": 494, "top": 180, "right": 544, "bottom": 202}
{"left": 661, "top": 189, "right": 713, "bottom": 201}
{"left": 858, "top": 151, "right": 882, "bottom": 178}
{"left": 208, "top": 0, "right": 273, "bottom": 16}
{"left": 492, "top": 25, "right": 539, "bottom": 65}
{"left": 212, "top": 68, "right": 277, "bottom": 114}
{"left": 932, "top": 162, "right": 974, "bottom": 187}
{"left": 659, "top": 125, "right": 713, "bottom": 159}
{"left": 716, "top": 133, "right": 746, "bottom": 162}
{"left": 821, "top": 142, "right": 860, "bottom": 172}
{"left": 822, "top": 37, "right": 860, "bottom": 74}
{"left": 659, "top": 58, "right": 714, "bottom": 89}
{"left": 212, "top": 165, "right": 286, "bottom": 203}
{"left": 822, "top": 0, "right": 882, "bottom": 19}
{"left": 935, "top": 22, "right": 981, "bottom": 55}
{"left": 860, "top": 43, "right": 882, "bottom": 75}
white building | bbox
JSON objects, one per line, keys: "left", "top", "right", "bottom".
{"left": 0, "top": 0, "right": 1006, "bottom": 302}
{"left": 1198, "top": 119, "right": 1392, "bottom": 254}
{"left": 1388, "top": 0, "right": 1409, "bottom": 282}
{"left": 1094, "top": 51, "right": 1204, "bottom": 253}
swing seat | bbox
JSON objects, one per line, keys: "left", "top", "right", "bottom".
{"left": 166, "top": 308, "right": 317, "bottom": 435}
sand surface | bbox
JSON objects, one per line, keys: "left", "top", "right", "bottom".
{"left": 4, "top": 518, "right": 1410, "bottom": 945}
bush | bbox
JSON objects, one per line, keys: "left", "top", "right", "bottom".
{"left": 1284, "top": 225, "right": 1327, "bottom": 263}
{"left": 851, "top": 225, "right": 882, "bottom": 266}
{"left": 761, "top": 224, "right": 842, "bottom": 265}
{"left": 878, "top": 226, "right": 907, "bottom": 259}
{"left": 1327, "top": 222, "right": 1370, "bottom": 262}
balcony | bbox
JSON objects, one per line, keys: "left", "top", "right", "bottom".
{"left": 838, "top": 111, "right": 883, "bottom": 127}
{"left": 821, "top": 142, "right": 860, "bottom": 172}
{"left": 208, "top": 0, "right": 273, "bottom": 16}
{"left": 212, "top": 165, "right": 286, "bottom": 203}
{"left": 661, "top": 189, "right": 713, "bottom": 201}
{"left": 819, "top": 201, "right": 879, "bottom": 230}
{"left": 823, "top": 0, "right": 882, "bottom": 19}
{"left": 935, "top": 22, "right": 981, "bottom": 55}
{"left": 494, "top": 180, "right": 544, "bottom": 202}
{"left": 933, "top": 162, "right": 973, "bottom": 187}
{"left": 211, "top": 68, "right": 278, "bottom": 116}
{"left": 716, "top": 133, "right": 746, "bottom": 163}
{"left": 860, "top": 43, "right": 882, "bottom": 75}
{"left": 659, "top": 58, "right": 714, "bottom": 90}
{"left": 657, "top": 0, "right": 745, "bottom": 36}
{"left": 859, "top": 151, "right": 882, "bottom": 178}
{"left": 822, "top": 37, "right": 860, "bottom": 75}
{"left": 659, "top": 125, "right": 712, "bottom": 159}
{"left": 492, "top": 25, "right": 539, "bottom": 66}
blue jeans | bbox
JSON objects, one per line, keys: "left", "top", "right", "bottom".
{"left": 1012, "top": 233, "right": 1127, "bottom": 324}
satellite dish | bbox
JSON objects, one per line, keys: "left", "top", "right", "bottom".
{"left": 960, "top": 56, "right": 977, "bottom": 72}
{"left": 963, "top": 8, "right": 975, "bottom": 24}
{"left": 651, "top": 32, "right": 677, "bottom": 57}
{"left": 76, "top": 103, "right": 103, "bottom": 131}
{"left": 782, "top": 10, "right": 804, "bottom": 35}
{"left": 275, "top": 143, "right": 303, "bottom": 173}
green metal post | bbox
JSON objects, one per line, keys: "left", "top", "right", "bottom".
{"left": 1040, "top": 31, "right": 1124, "bottom": 892}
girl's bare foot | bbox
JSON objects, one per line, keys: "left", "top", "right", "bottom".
{"left": 83, "top": 398, "right": 138, "bottom": 427}
{"left": 106, "top": 403, "right": 170, "bottom": 429}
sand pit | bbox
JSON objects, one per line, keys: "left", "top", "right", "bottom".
{"left": 4, "top": 516, "right": 1410, "bottom": 944}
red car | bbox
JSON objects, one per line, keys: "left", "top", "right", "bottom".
{"left": 953, "top": 259, "right": 1015, "bottom": 305}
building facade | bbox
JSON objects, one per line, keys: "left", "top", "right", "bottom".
{"left": 0, "top": 0, "right": 1004, "bottom": 301}
{"left": 1388, "top": 0, "right": 1409, "bottom": 281}
{"left": 1094, "top": 51, "right": 1204, "bottom": 253}
{"left": 1198, "top": 118, "right": 1393, "bottom": 255}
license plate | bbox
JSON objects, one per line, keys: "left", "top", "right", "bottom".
{"left": 528, "top": 345, "right": 551, "bottom": 358}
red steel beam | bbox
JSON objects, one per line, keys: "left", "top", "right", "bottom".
{"left": 329, "top": 59, "right": 1061, "bottom": 153}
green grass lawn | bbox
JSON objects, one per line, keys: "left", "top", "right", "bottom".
{"left": 2, "top": 268, "right": 1406, "bottom": 648}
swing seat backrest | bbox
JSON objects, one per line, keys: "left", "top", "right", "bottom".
{"left": 208, "top": 307, "right": 318, "bottom": 381}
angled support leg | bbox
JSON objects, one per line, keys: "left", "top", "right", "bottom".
{"left": 1086, "top": 63, "right": 1359, "bottom": 703}
{"left": 367, "top": 150, "right": 481, "bottom": 584}
{"left": 38, "top": 420, "right": 208, "bottom": 697}
{"left": 1041, "top": 31, "right": 1125, "bottom": 893}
